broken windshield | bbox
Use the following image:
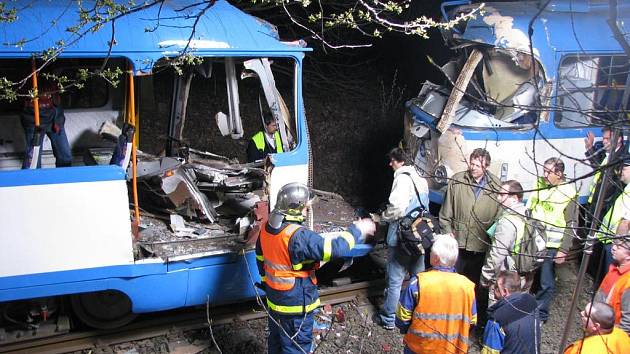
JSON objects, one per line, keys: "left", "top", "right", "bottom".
{"left": 450, "top": 48, "right": 544, "bottom": 129}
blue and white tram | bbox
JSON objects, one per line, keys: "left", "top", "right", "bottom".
{"left": 0, "top": 0, "right": 366, "bottom": 334}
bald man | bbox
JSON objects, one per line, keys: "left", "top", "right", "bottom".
{"left": 564, "top": 302, "right": 630, "bottom": 354}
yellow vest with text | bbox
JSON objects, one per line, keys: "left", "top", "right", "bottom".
{"left": 526, "top": 179, "right": 577, "bottom": 248}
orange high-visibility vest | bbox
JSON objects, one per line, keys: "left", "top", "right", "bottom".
{"left": 604, "top": 270, "right": 630, "bottom": 326}
{"left": 259, "top": 223, "right": 317, "bottom": 291}
{"left": 404, "top": 270, "right": 476, "bottom": 354}
{"left": 563, "top": 327, "right": 630, "bottom": 354}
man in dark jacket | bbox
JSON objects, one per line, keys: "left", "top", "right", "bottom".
{"left": 585, "top": 127, "right": 627, "bottom": 287}
{"left": 481, "top": 271, "right": 541, "bottom": 354}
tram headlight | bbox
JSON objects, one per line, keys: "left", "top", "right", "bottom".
{"left": 434, "top": 164, "right": 450, "bottom": 185}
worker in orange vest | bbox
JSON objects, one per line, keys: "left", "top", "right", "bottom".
{"left": 396, "top": 234, "right": 477, "bottom": 354}
{"left": 563, "top": 301, "right": 630, "bottom": 354}
{"left": 256, "top": 182, "right": 375, "bottom": 354}
{"left": 595, "top": 236, "right": 630, "bottom": 334}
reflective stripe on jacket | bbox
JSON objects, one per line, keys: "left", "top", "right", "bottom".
{"left": 252, "top": 130, "right": 283, "bottom": 153}
{"left": 596, "top": 183, "right": 630, "bottom": 244}
{"left": 526, "top": 179, "right": 576, "bottom": 248}
{"left": 404, "top": 270, "right": 476, "bottom": 353}
{"left": 259, "top": 223, "right": 317, "bottom": 292}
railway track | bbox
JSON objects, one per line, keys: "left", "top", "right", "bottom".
{"left": 0, "top": 279, "right": 383, "bottom": 354}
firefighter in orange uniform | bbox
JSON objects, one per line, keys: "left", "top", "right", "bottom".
{"left": 256, "top": 182, "right": 375, "bottom": 354}
{"left": 396, "top": 234, "right": 477, "bottom": 354}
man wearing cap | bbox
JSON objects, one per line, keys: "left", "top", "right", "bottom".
{"left": 255, "top": 182, "right": 375, "bottom": 354}
{"left": 595, "top": 155, "right": 630, "bottom": 277}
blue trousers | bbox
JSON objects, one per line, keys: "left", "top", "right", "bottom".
{"left": 268, "top": 311, "right": 314, "bottom": 354}
{"left": 379, "top": 247, "right": 425, "bottom": 327}
{"left": 22, "top": 124, "right": 72, "bottom": 168}
{"left": 535, "top": 248, "right": 557, "bottom": 321}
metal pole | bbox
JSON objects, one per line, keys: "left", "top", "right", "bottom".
{"left": 557, "top": 130, "right": 620, "bottom": 352}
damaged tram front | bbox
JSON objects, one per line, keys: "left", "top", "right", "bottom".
{"left": 0, "top": 0, "right": 349, "bottom": 337}
{"left": 404, "top": 0, "right": 630, "bottom": 203}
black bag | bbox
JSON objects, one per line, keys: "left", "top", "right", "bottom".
{"left": 396, "top": 172, "right": 438, "bottom": 258}
{"left": 398, "top": 211, "right": 439, "bottom": 258}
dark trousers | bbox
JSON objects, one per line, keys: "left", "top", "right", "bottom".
{"left": 268, "top": 311, "right": 314, "bottom": 354}
{"left": 535, "top": 248, "right": 558, "bottom": 322}
{"left": 456, "top": 249, "right": 488, "bottom": 325}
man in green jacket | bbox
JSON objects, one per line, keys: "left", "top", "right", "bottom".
{"left": 439, "top": 148, "right": 502, "bottom": 326}
{"left": 439, "top": 148, "right": 502, "bottom": 281}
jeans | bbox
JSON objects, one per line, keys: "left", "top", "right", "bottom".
{"left": 379, "top": 247, "right": 425, "bottom": 326}
{"left": 267, "top": 311, "right": 314, "bottom": 354}
{"left": 536, "top": 248, "right": 558, "bottom": 321}
{"left": 22, "top": 124, "right": 72, "bottom": 168}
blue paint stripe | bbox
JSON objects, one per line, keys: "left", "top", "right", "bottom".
{"left": 0, "top": 263, "right": 166, "bottom": 291}
{"left": 0, "top": 165, "right": 126, "bottom": 187}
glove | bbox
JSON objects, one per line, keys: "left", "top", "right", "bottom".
{"left": 353, "top": 218, "right": 376, "bottom": 243}
{"left": 369, "top": 213, "right": 382, "bottom": 223}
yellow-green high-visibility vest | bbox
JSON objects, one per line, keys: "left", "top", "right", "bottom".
{"left": 588, "top": 155, "right": 608, "bottom": 204}
{"left": 596, "top": 183, "right": 630, "bottom": 244}
{"left": 526, "top": 178, "right": 577, "bottom": 248}
{"left": 252, "top": 131, "right": 283, "bottom": 153}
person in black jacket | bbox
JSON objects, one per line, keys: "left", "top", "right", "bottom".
{"left": 481, "top": 271, "right": 541, "bottom": 354}
{"left": 585, "top": 127, "right": 626, "bottom": 286}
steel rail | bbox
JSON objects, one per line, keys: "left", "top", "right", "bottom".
{"left": 0, "top": 279, "right": 383, "bottom": 354}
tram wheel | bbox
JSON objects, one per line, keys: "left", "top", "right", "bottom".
{"left": 70, "top": 290, "right": 137, "bottom": 329}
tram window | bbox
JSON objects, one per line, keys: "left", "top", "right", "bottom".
{"left": 555, "top": 55, "right": 630, "bottom": 128}
{"left": 58, "top": 72, "right": 109, "bottom": 109}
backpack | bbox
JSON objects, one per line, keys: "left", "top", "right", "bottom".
{"left": 511, "top": 209, "right": 547, "bottom": 274}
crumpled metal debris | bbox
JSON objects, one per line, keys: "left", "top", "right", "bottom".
{"left": 136, "top": 149, "right": 266, "bottom": 224}
{"left": 160, "top": 167, "right": 218, "bottom": 222}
